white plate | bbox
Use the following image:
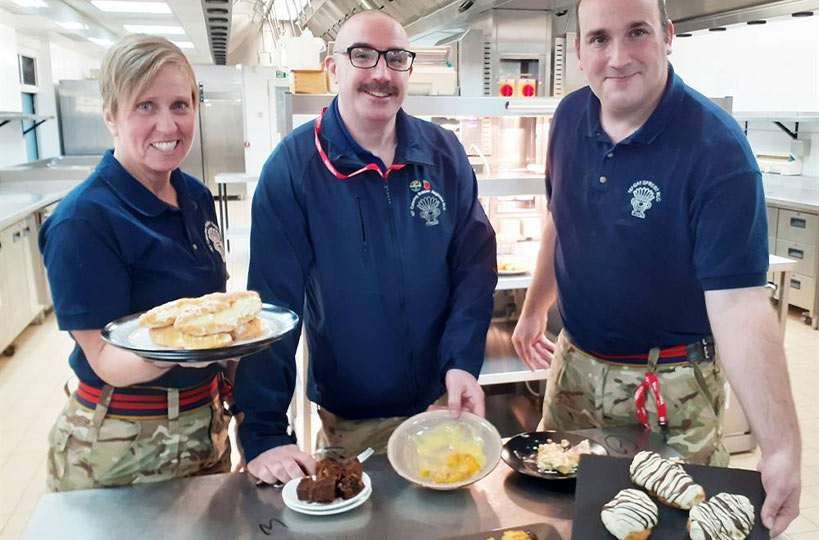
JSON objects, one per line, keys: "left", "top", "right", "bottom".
{"left": 282, "top": 472, "right": 372, "bottom": 516}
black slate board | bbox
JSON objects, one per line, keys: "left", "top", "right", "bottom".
{"left": 572, "top": 454, "right": 769, "bottom": 540}
{"left": 442, "top": 522, "right": 562, "bottom": 540}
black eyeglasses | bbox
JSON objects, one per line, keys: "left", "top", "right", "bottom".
{"left": 339, "top": 46, "right": 416, "bottom": 72}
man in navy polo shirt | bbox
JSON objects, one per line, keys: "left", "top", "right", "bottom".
{"left": 235, "top": 10, "right": 497, "bottom": 485}
{"left": 512, "top": 0, "right": 800, "bottom": 535}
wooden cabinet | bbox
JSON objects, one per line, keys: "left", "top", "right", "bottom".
{"left": 0, "top": 216, "right": 45, "bottom": 353}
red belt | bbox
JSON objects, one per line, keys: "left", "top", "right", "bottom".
{"left": 76, "top": 377, "right": 220, "bottom": 418}
{"left": 591, "top": 344, "right": 689, "bottom": 364}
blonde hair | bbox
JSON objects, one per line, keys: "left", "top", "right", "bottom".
{"left": 99, "top": 34, "right": 198, "bottom": 118}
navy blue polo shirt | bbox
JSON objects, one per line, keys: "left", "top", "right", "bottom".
{"left": 39, "top": 150, "right": 228, "bottom": 387}
{"left": 547, "top": 65, "right": 768, "bottom": 355}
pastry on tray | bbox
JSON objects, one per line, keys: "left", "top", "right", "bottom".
{"left": 139, "top": 291, "right": 263, "bottom": 350}
{"left": 601, "top": 488, "right": 658, "bottom": 540}
{"left": 687, "top": 492, "right": 755, "bottom": 540}
{"left": 629, "top": 451, "right": 705, "bottom": 510}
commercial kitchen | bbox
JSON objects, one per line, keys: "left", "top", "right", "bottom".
{"left": 1, "top": 0, "right": 818, "bottom": 538}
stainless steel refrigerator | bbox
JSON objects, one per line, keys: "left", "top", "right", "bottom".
{"left": 181, "top": 85, "right": 246, "bottom": 198}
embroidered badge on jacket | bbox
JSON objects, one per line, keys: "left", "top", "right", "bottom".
{"left": 410, "top": 187, "right": 447, "bottom": 227}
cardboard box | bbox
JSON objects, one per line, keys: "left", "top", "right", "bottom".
{"left": 290, "top": 69, "right": 329, "bottom": 94}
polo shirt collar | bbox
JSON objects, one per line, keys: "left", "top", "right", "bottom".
{"left": 580, "top": 64, "right": 685, "bottom": 146}
{"left": 98, "top": 149, "right": 196, "bottom": 216}
{"left": 320, "top": 96, "right": 434, "bottom": 170}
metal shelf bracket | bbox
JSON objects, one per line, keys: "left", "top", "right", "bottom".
{"left": 773, "top": 121, "right": 799, "bottom": 140}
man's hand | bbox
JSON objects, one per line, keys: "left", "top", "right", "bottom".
{"left": 758, "top": 449, "right": 801, "bottom": 537}
{"left": 247, "top": 444, "right": 317, "bottom": 485}
{"left": 511, "top": 315, "right": 554, "bottom": 371}
{"left": 433, "top": 368, "right": 485, "bottom": 419}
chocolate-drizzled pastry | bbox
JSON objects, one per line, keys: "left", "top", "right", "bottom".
{"left": 687, "top": 492, "right": 755, "bottom": 540}
{"left": 601, "top": 488, "right": 659, "bottom": 540}
{"left": 629, "top": 451, "right": 706, "bottom": 509}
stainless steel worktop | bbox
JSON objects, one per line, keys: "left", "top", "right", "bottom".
{"left": 23, "top": 426, "right": 678, "bottom": 540}
{"left": 763, "top": 174, "right": 819, "bottom": 213}
{"left": 0, "top": 180, "right": 81, "bottom": 229}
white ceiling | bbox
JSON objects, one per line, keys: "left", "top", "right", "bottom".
{"left": 0, "top": 0, "right": 214, "bottom": 64}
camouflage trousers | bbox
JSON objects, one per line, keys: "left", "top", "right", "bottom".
{"left": 540, "top": 332, "right": 730, "bottom": 466}
{"left": 47, "top": 386, "right": 231, "bottom": 492}
{"left": 315, "top": 395, "right": 448, "bottom": 456}
{"left": 316, "top": 408, "right": 407, "bottom": 456}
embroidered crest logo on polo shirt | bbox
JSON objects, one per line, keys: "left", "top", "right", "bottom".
{"left": 627, "top": 180, "right": 662, "bottom": 219}
{"left": 204, "top": 221, "right": 226, "bottom": 262}
{"left": 410, "top": 188, "right": 446, "bottom": 227}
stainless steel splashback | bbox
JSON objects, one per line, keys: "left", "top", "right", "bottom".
{"left": 57, "top": 80, "right": 111, "bottom": 156}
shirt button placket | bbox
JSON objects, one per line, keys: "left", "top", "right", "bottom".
{"left": 596, "top": 147, "right": 613, "bottom": 190}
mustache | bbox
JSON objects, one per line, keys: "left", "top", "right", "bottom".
{"left": 359, "top": 83, "right": 399, "bottom": 96}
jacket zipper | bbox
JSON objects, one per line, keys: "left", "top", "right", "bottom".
{"left": 382, "top": 179, "right": 419, "bottom": 400}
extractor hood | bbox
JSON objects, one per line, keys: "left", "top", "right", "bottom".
{"left": 295, "top": 0, "right": 817, "bottom": 42}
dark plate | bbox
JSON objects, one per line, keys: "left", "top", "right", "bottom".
{"left": 101, "top": 303, "right": 299, "bottom": 363}
{"left": 501, "top": 431, "right": 608, "bottom": 481}
{"left": 572, "top": 454, "right": 769, "bottom": 539}
{"left": 441, "top": 522, "right": 561, "bottom": 540}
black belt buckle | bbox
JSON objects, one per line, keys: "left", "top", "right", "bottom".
{"left": 701, "top": 338, "right": 713, "bottom": 361}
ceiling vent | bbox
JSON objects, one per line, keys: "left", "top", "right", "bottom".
{"left": 201, "top": 0, "right": 233, "bottom": 64}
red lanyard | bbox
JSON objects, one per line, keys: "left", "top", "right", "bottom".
{"left": 313, "top": 108, "right": 406, "bottom": 180}
{"left": 633, "top": 372, "right": 669, "bottom": 432}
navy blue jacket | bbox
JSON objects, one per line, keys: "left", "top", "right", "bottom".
{"left": 236, "top": 98, "right": 497, "bottom": 461}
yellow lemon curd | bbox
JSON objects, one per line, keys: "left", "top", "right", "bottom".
{"left": 413, "top": 422, "right": 486, "bottom": 484}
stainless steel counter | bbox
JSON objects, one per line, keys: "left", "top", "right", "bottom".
{"left": 23, "top": 427, "right": 676, "bottom": 540}
{"left": 0, "top": 180, "right": 80, "bottom": 229}
{"left": 763, "top": 174, "right": 819, "bottom": 213}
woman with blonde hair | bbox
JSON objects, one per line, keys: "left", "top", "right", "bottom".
{"left": 40, "top": 35, "right": 231, "bottom": 491}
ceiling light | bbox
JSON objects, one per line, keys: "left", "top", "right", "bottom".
{"left": 123, "top": 24, "right": 185, "bottom": 34}
{"left": 172, "top": 41, "right": 194, "bottom": 49}
{"left": 89, "top": 37, "right": 113, "bottom": 47}
{"left": 92, "top": 1, "right": 171, "bottom": 14}
{"left": 57, "top": 21, "right": 87, "bottom": 30}
{"left": 10, "top": 0, "right": 48, "bottom": 7}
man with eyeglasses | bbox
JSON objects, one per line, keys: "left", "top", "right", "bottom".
{"left": 236, "top": 10, "right": 497, "bottom": 485}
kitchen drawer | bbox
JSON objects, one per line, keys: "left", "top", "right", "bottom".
{"left": 766, "top": 206, "right": 778, "bottom": 237}
{"left": 786, "top": 273, "right": 815, "bottom": 311}
{"left": 777, "top": 209, "right": 818, "bottom": 245}
{"left": 776, "top": 240, "right": 816, "bottom": 277}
